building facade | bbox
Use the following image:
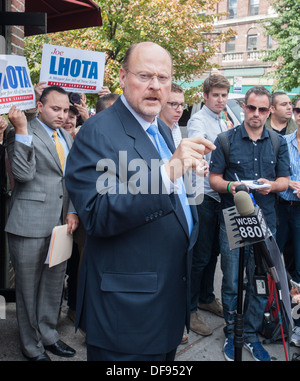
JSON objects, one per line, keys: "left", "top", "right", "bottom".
{"left": 209, "top": 0, "right": 278, "bottom": 94}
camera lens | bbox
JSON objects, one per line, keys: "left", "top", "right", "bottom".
{"left": 69, "top": 92, "right": 81, "bottom": 105}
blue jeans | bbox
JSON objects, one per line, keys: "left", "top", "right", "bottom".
{"left": 219, "top": 221, "right": 269, "bottom": 343}
{"left": 190, "top": 195, "right": 220, "bottom": 312}
{"left": 276, "top": 202, "right": 300, "bottom": 283}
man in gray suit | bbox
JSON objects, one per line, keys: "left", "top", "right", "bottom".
{"left": 5, "top": 86, "right": 79, "bottom": 361}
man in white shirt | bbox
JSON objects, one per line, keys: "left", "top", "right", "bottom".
{"left": 187, "top": 74, "right": 230, "bottom": 336}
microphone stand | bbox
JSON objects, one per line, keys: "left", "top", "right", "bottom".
{"left": 234, "top": 184, "right": 248, "bottom": 361}
{"left": 234, "top": 245, "right": 245, "bottom": 361}
{"left": 223, "top": 188, "right": 292, "bottom": 361}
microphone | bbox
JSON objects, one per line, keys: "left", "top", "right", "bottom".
{"left": 235, "top": 183, "right": 257, "bottom": 206}
{"left": 234, "top": 190, "right": 254, "bottom": 216}
{"left": 235, "top": 183, "right": 249, "bottom": 194}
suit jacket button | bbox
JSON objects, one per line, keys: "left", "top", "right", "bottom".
{"left": 59, "top": 195, "right": 63, "bottom": 199}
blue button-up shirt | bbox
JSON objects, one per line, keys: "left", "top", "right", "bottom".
{"left": 279, "top": 130, "right": 300, "bottom": 201}
{"left": 210, "top": 123, "right": 291, "bottom": 231}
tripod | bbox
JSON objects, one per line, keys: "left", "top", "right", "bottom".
{"left": 223, "top": 202, "right": 292, "bottom": 361}
{"left": 234, "top": 239, "right": 289, "bottom": 361}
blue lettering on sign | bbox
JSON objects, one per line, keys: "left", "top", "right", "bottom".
{"left": 1, "top": 65, "right": 31, "bottom": 90}
{"left": 49, "top": 56, "right": 98, "bottom": 79}
{"left": 70, "top": 59, "right": 81, "bottom": 77}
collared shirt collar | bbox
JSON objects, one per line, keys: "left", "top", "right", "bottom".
{"left": 121, "top": 94, "right": 158, "bottom": 131}
{"left": 35, "top": 116, "right": 64, "bottom": 139}
{"left": 240, "top": 122, "right": 269, "bottom": 140}
{"left": 285, "top": 130, "right": 297, "bottom": 146}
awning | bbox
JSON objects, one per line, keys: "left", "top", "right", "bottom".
{"left": 25, "top": 0, "right": 102, "bottom": 36}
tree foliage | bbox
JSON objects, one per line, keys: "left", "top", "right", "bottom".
{"left": 263, "top": 0, "right": 300, "bottom": 92}
{"left": 25, "top": 0, "right": 234, "bottom": 104}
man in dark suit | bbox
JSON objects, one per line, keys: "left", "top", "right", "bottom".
{"left": 6, "top": 87, "right": 79, "bottom": 361}
{"left": 65, "top": 42, "right": 215, "bottom": 361}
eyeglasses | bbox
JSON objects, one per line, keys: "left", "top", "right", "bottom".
{"left": 293, "top": 107, "right": 300, "bottom": 114}
{"left": 167, "top": 102, "right": 187, "bottom": 110}
{"left": 245, "top": 104, "right": 270, "bottom": 115}
{"left": 127, "top": 70, "right": 171, "bottom": 84}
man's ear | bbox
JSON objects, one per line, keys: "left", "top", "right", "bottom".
{"left": 37, "top": 101, "right": 43, "bottom": 114}
{"left": 119, "top": 67, "right": 127, "bottom": 90}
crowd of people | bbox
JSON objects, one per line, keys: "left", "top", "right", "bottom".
{"left": 0, "top": 41, "right": 300, "bottom": 362}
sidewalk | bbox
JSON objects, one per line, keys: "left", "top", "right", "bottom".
{"left": 0, "top": 259, "right": 298, "bottom": 362}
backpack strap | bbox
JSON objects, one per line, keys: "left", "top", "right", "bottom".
{"left": 267, "top": 129, "right": 280, "bottom": 158}
{"left": 218, "top": 128, "right": 280, "bottom": 169}
{"left": 217, "top": 131, "right": 230, "bottom": 168}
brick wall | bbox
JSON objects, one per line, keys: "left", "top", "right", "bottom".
{"left": 5, "top": 0, "right": 25, "bottom": 55}
{"left": 208, "top": 0, "right": 276, "bottom": 73}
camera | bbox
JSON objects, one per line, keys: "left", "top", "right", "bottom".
{"left": 68, "top": 92, "right": 81, "bottom": 105}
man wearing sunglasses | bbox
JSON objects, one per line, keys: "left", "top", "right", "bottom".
{"left": 209, "top": 86, "right": 290, "bottom": 361}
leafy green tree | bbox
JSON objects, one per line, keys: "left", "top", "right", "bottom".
{"left": 25, "top": 0, "right": 234, "bottom": 104}
{"left": 263, "top": 0, "right": 300, "bottom": 92}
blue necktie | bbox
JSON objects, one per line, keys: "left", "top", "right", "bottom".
{"left": 147, "top": 124, "right": 193, "bottom": 236}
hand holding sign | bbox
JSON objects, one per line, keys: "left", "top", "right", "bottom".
{"left": 0, "top": 115, "right": 8, "bottom": 143}
{"left": 8, "top": 105, "right": 28, "bottom": 135}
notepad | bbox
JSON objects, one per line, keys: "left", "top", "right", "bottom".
{"left": 45, "top": 224, "right": 73, "bottom": 267}
{"left": 241, "top": 180, "right": 271, "bottom": 190}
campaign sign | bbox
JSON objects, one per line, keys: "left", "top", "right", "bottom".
{"left": 0, "top": 59, "right": 7, "bottom": 90}
{"left": 0, "top": 55, "right": 35, "bottom": 115}
{"left": 39, "top": 44, "right": 105, "bottom": 93}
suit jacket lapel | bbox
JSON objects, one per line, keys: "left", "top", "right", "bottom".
{"left": 115, "top": 98, "right": 161, "bottom": 168}
{"left": 114, "top": 99, "right": 192, "bottom": 238}
{"left": 60, "top": 127, "right": 73, "bottom": 150}
{"left": 158, "top": 119, "right": 176, "bottom": 154}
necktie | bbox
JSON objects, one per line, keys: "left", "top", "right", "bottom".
{"left": 52, "top": 130, "right": 65, "bottom": 171}
{"left": 147, "top": 124, "right": 193, "bottom": 235}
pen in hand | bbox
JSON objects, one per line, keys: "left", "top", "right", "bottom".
{"left": 234, "top": 173, "right": 240, "bottom": 183}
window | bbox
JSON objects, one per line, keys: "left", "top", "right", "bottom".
{"left": 247, "top": 34, "right": 258, "bottom": 51}
{"left": 249, "top": 0, "right": 260, "bottom": 15}
{"left": 226, "top": 37, "right": 236, "bottom": 52}
{"left": 228, "top": 0, "right": 237, "bottom": 19}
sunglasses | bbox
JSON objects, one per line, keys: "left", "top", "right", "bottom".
{"left": 245, "top": 104, "right": 270, "bottom": 115}
{"left": 293, "top": 107, "right": 300, "bottom": 114}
